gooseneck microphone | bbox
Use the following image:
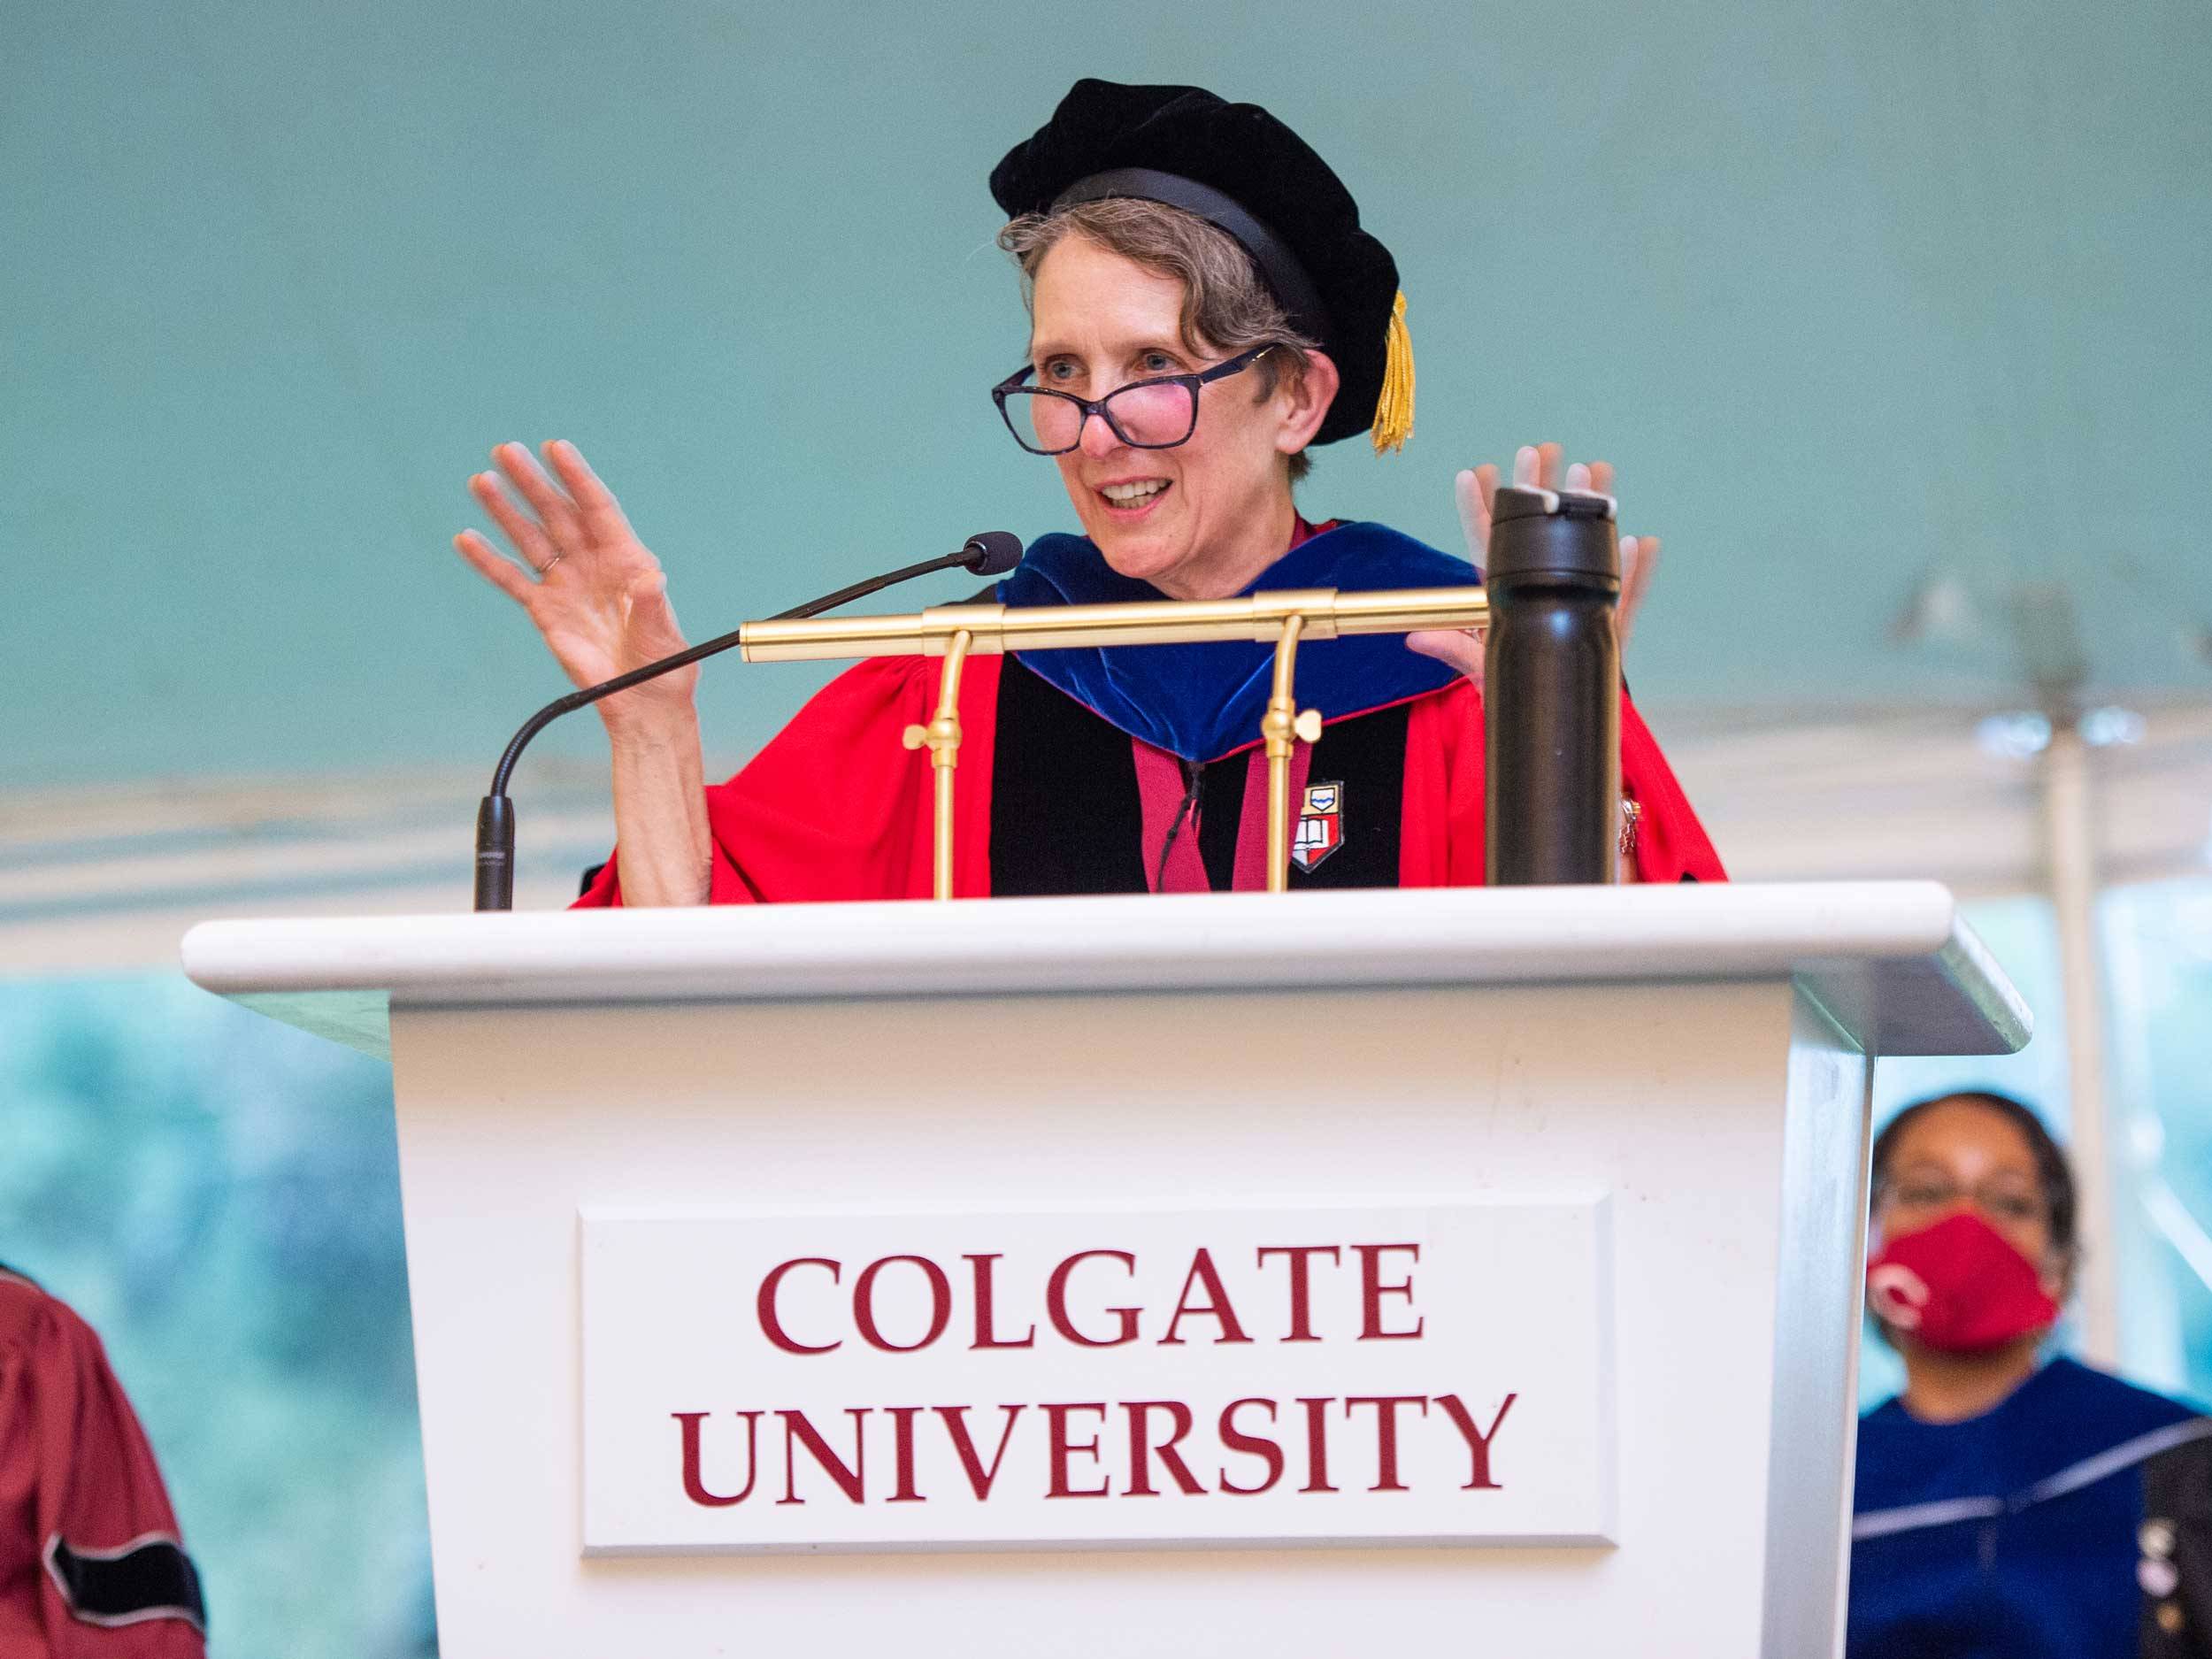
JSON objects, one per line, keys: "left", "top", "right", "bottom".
{"left": 473, "top": 532, "right": 1025, "bottom": 911}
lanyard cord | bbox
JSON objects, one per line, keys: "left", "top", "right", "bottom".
{"left": 1155, "top": 758, "right": 1206, "bottom": 892}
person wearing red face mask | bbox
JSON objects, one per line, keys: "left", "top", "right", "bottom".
{"left": 1848, "top": 1090, "right": 2212, "bottom": 1659}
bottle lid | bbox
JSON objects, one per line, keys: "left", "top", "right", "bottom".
{"left": 1486, "top": 487, "right": 1620, "bottom": 587}
{"left": 1489, "top": 486, "right": 1617, "bottom": 525}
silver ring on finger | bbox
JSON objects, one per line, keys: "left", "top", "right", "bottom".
{"left": 534, "top": 551, "right": 566, "bottom": 577}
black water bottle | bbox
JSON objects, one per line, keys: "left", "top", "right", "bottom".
{"left": 1483, "top": 485, "right": 1621, "bottom": 885}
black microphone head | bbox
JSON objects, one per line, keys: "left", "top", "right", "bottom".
{"left": 960, "top": 531, "right": 1025, "bottom": 576}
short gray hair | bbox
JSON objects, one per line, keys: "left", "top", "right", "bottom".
{"left": 998, "top": 197, "right": 1320, "bottom": 486}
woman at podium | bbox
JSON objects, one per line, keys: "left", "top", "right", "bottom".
{"left": 453, "top": 80, "right": 1724, "bottom": 903}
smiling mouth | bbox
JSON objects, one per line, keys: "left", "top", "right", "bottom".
{"left": 1097, "top": 479, "right": 1171, "bottom": 514}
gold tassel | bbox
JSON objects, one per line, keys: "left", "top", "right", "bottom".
{"left": 1371, "top": 289, "right": 1415, "bottom": 455}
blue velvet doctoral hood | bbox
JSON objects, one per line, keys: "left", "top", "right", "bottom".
{"left": 995, "top": 520, "right": 1475, "bottom": 763}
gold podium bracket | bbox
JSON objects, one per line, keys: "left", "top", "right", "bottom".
{"left": 1262, "top": 616, "right": 1324, "bottom": 894}
{"left": 902, "top": 628, "right": 974, "bottom": 901}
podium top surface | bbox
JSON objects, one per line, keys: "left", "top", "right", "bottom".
{"left": 180, "top": 881, "right": 2029, "bottom": 1062}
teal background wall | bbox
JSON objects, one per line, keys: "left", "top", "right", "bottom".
{"left": 6, "top": 0, "right": 2209, "bottom": 792}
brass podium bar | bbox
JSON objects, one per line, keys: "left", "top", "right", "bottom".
{"left": 740, "top": 588, "right": 1491, "bottom": 661}
{"left": 741, "top": 588, "right": 1491, "bottom": 898}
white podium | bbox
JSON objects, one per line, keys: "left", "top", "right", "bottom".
{"left": 183, "top": 883, "right": 2025, "bottom": 1659}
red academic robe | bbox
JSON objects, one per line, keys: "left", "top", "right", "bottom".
{"left": 574, "top": 656, "right": 1724, "bottom": 905}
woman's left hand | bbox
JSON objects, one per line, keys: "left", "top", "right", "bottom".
{"left": 1406, "top": 442, "right": 1661, "bottom": 687}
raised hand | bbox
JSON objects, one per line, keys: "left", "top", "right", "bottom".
{"left": 1408, "top": 442, "right": 1663, "bottom": 686}
{"left": 454, "top": 441, "right": 697, "bottom": 728}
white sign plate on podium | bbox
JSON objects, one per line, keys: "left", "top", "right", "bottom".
{"left": 580, "top": 1198, "right": 1613, "bottom": 1552}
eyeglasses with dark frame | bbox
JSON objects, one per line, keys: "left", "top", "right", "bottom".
{"left": 1877, "top": 1173, "right": 2050, "bottom": 1228}
{"left": 991, "top": 345, "right": 1274, "bottom": 457}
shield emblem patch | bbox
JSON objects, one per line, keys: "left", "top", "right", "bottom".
{"left": 1291, "top": 780, "right": 1345, "bottom": 872}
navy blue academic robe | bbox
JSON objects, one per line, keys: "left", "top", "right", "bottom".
{"left": 1850, "top": 1356, "right": 2210, "bottom": 1659}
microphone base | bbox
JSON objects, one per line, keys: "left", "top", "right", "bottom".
{"left": 474, "top": 795, "right": 517, "bottom": 912}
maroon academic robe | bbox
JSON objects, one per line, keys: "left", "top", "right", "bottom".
{"left": 0, "top": 1272, "right": 205, "bottom": 1657}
